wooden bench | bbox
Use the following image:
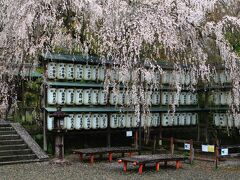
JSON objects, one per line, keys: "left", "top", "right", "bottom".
{"left": 118, "top": 154, "right": 187, "bottom": 174}
{"left": 73, "top": 146, "right": 138, "bottom": 164}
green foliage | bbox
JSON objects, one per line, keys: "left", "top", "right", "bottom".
{"left": 225, "top": 31, "right": 240, "bottom": 57}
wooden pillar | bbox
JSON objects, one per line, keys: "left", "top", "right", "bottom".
{"left": 170, "top": 137, "right": 174, "bottom": 155}
{"left": 134, "top": 130, "right": 138, "bottom": 149}
{"left": 42, "top": 84, "right": 47, "bottom": 151}
{"left": 189, "top": 139, "right": 194, "bottom": 164}
{"left": 107, "top": 114, "right": 111, "bottom": 147}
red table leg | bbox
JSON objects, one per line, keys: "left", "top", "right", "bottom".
{"left": 79, "top": 153, "right": 83, "bottom": 162}
{"left": 156, "top": 162, "right": 160, "bottom": 171}
{"left": 89, "top": 154, "right": 94, "bottom": 164}
{"left": 138, "top": 164, "right": 144, "bottom": 174}
{"left": 108, "top": 152, "right": 113, "bottom": 162}
{"left": 123, "top": 161, "right": 128, "bottom": 172}
{"left": 176, "top": 161, "right": 181, "bottom": 169}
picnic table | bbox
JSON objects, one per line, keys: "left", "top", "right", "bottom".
{"left": 118, "top": 154, "right": 187, "bottom": 174}
{"left": 73, "top": 146, "right": 138, "bottom": 164}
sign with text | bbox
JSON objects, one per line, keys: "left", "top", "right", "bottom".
{"left": 184, "top": 143, "right": 191, "bottom": 150}
{"left": 202, "top": 145, "right": 208, "bottom": 152}
{"left": 126, "top": 131, "right": 132, "bottom": 137}
{"left": 221, "top": 148, "right": 229, "bottom": 156}
{"left": 202, "top": 145, "right": 215, "bottom": 152}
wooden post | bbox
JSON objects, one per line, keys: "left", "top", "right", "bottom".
{"left": 156, "top": 162, "right": 160, "bottom": 171}
{"left": 170, "top": 137, "right": 174, "bottom": 155}
{"left": 134, "top": 130, "right": 138, "bottom": 149}
{"left": 176, "top": 160, "right": 181, "bottom": 169}
{"left": 189, "top": 139, "right": 194, "bottom": 164}
{"left": 138, "top": 164, "right": 144, "bottom": 174}
{"left": 42, "top": 84, "right": 47, "bottom": 151}
{"left": 153, "top": 136, "right": 156, "bottom": 154}
{"left": 215, "top": 145, "right": 219, "bottom": 169}
{"left": 107, "top": 114, "right": 111, "bottom": 147}
{"left": 108, "top": 152, "right": 113, "bottom": 162}
{"left": 123, "top": 162, "right": 128, "bottom": 172}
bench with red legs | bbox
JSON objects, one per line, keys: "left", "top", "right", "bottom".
{"left": 118, "top": 154, "right": 186, "bottom": 174}
{"left": 73, "top": 146, "right": 138, "bottom": 164}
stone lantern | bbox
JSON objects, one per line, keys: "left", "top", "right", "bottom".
{"left": 49, "top": 107, "right": 68, "bottom": 161}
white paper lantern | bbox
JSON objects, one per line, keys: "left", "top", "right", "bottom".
{"left": 152, "top": 92, "right": 161, "bottom": 105}
{"left": 161, "top": 92, "right": 168, "bottom": 105}
{"left": 219, "top": 113, "right": 227, "bottom": 127}
{"left": 180, "top": 92, "right": 187, "bottom": 105}
{"left": 47, "top": 88, "right": 57, "bottom": 105}
{"left": 179, "top": 113, "right": 185, "bottom": 125}
{"left": 91, "top": 65, "right": 97, "bottom": 81}
{"left": 110, "top": 114, "right": 118, "bottom": 128}
{"left": 57, "top": 88, "right": 66, "bottom": 105}
{"left": 109, "top": 91, "right": 118, "bottom": 105}
{"left": 227, "top": 114, "right": 234, "bottom": 128}
{"left": 191, "top": 113, "right": 197, "bottom": 125}
{"left": 66, "top": 114, "right": 75, "bottom": 130}
{"left": 83, "top": 114, "right": 91, "bottom": 129}
{"left": 74, "top": 114, "right": 83, "bottom": 130}
{"left": 186, "top": 113, "right": 191, "bottom": 125}
{"left": 66, "top": 64, "right": 74, "bottom": 80}
{"left": 83, "top": 89, "right": 91, "bottom": 105}
{"left": 220, "top": 92, "right": 226, "bottom": 105}
{"left": 83, "top": 65, "right": 92, "bottom": 80}
{"left": 74, "top": 64, "right": 83, "bottom": 80}
{"left": 91, "top": 114, "right": 100, "bottom": 129}
{"left": 47, "top": 115, "right": 54, "bottom": 131}
{"left": 126, "top": 113, "right": 134, "bottom": 128}
{"left": 75, "top": 89, "right": 83, "bottom": 105}
{"left": 47, "top": 62, "right": 57, "bottom": 79}
{"left": 66, "top": 89, "right": 75, "bottom": 105}
{"left": 118, "top": 91, "right": 125, "bottom": 105}
{"left": 161, "top": 113, "right": 169, "bottom": 126}
{"left": 91, "top": 89, "right": 99, "bottom": 105}
{"left": 173, "top": 113, "right": 179, "bottom": 126}
{"left": 118, "top": 114, "right": 126, "bottom": 128}
{"left": 99, "top": 114, "right": 108, "bottom": 129}
{"left": 97, "top": 66, "right": 105, "bottom": 81}
{"left": 57, "top": 63, "right": 66, "bottom": 79}
{"left": 98, "top": 90, "right": 108, "bottom": 105}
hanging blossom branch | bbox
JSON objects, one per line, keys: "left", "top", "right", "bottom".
{"left": 0, "top": 0, "right": 240, "bottom": 117}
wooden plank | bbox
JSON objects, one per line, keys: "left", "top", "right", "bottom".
{"left": 73, "top": 146, "right": 138, "bottom": 155}
{"left": 120, "top": 154, "right": 186, "bottom": 164}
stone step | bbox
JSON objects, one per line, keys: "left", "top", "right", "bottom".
{"left": 0, "top": 144, "right": 28, "bottom": 151}
{"left": 0, "top": 149, "right": 32, "bottom": 156}
{"left": 0, "top": 127, "right": 13, "bottom": 131}
{"left": 0, "top": 154, "right": 37, "bottom": 162}
{"left": 0, "top": 159, "right": 40, "bottom": 166}
{"left": 0, "top": 139, "right": 24, "bottom": 145}
{"left": 0, "top": 124, "right": 11, "bottom": 128}
{"left": 0, "top": 134, "right": 20, "bottom": 140}
{"left": 0, "top": 131, "right": 17, "bottom": 135}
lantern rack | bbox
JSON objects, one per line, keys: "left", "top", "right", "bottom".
{"left": 40, "top": 53, "right": 235, "bottom": 153}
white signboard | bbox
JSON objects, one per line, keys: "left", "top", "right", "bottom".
{"left": 202, "top": 145, "right": 208, "bottom": 152}
{"left": 221, "top": 148, "right": 229, "bottom": 156}
{"left": 184, "top": 143, "right": 191, "bottom": 150}
{"left": 126, "top": 131, "right": 133, "bottom": 137}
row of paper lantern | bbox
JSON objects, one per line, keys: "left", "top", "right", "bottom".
{"left": 47, "top": 63, "right": 105, "bottom": 81}
{"left": 161, "top": 92, "right": 197, "bottom": 105}
{"left": 161, "top": 71, "right": 196, "bottom": 85}
{"left": 212, "top": 92, "right": 232, "bottom": 105}
{"left": 47, "top": 62, "right": 198, "bottom": 85}
{"left": 213, "top": 72, "right": 231, "bottom": 84}
{"left": 47, "top": 114, "right": 108, "bottom": 131}
{"left": 47, "top": 88, "right": 198, "bottom": 106}
{"left": 214, "top": 113, "right": 240, "bottom": 128}
{"left": 47, "top": 112, "right": 198, "bottom": 131}
{"left": 161, "top": 113, "right": 198, "bottom": 126}
{"left": 47, "top": 113, "right": 158, "bottom": 131}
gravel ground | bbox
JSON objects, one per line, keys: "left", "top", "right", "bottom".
{"left": 1, "top": 154, "right": 240, "bottom": 180}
